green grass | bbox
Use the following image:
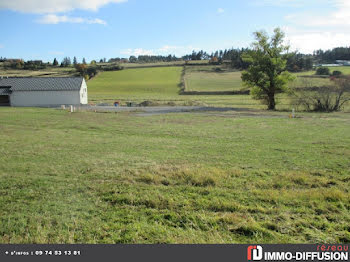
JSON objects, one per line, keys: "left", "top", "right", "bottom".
{"left": 296, "top": 66, "right": 350, "bottom": 76}
{"left": 118, "top": 60, "right": 209, "bottom": 68}
{"left": 185, "top": 71, "right": 244, "bottom": 92}
{"left": 88, "top": 66, "right": 265, "bottom": 108}
{"left": 88, "top": 67, "right": 182, "bottom": 102}
{"left": 332, "top": 66, "right": 350, "bottom": 74}
{"left": 0, "top": 108, "right": 349, "bottom": 243}
{"left": 88, "top": 65, "right": 348, "bottom": 110}
{"left": 0, "top": 67, "right": 76, "bottom": 77}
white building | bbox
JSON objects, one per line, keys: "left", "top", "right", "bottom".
{"left": 0, "top": 77, "right": 88, "bottom": 107}
{"left": 336, "top": 60, "right": 350, "bottom": 66}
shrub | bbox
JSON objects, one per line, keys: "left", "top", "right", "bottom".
{"left": 209, "top": 57, "right": 220, "bottom": 65}
{"left": 332, "top": 70, "right": 343, "bottom": 77}
{"left": 87, "top": 66, "right": 97, "bottom": 79}
{"left": 316, "top": 67, "right": 330, "bottom": 75}
{"left": 293, "top": 76, "right": 350, "bottom": 112}
{"left": 101, "top": 64, "right": 124, "bottom": 71}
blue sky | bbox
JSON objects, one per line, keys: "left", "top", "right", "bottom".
{"left": 0, "top": 0, "right": 349, "bottom": 62}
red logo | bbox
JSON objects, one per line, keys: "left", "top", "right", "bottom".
{"left": 248, "top": 246, "right": 263, "bottom": 261}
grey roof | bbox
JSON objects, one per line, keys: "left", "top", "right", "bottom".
{"left": 0, "top": 87, "right": 11, "bottom": 95}
{"left": 0, "top": 77, "right": 84, "bottom": 91}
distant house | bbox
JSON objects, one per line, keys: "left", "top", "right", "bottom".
{"left": 317, "top": 64, "right": 341, "bottom": 67}
{"left": 336, "top": 60, "right": 350, "bottom": 66}
{"left": 0, "top": 77, "right": 88, "bottom": 107}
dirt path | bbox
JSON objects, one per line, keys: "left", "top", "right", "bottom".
{"left": 76, "top": 105, "right": 292, "bottom": 118}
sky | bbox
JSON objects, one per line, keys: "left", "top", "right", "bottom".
{"left": 0, "top": 0, "right": 349, "bottom": 62}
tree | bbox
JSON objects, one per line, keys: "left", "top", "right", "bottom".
{"left": 53, "top": 58, "right": 58, "bottom": 66}
{"left": 75, "top": 63, "right": 87, "bottom": 77}
{"left": 209, "top": 56, "right": 219, "bottom": 65}
{"left": 241, "top": 28, "right": 293, "bottom": 110}
{"left": 82, "top": 58, "right": 87, "bottom": 65}
{"left": 129, "top": 56, "right": 137, "bottom": 63}
{"left": 61, "top": 57, "right": 71, "bottom": 67}
{"left": 316, "top": 67, "right": 330, "bottom": 75}
{"left": 73, "top": 56, "right": 78, "bottom": 66}
{"left": 87, "top": 66, "right": 97, "bottom": 79}
{"left": 332, "top": 70, "right": 342, "bottom": 77}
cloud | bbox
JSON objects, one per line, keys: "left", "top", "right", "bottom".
{"left": 286, "top": 0, "right": 350, "bottom": 27}
{"left": 252, "top": 0, "right": 327, "bottom": 7}
{"left": 283, "top": 0, "right": 350, "bottom": 53}
{"left": 285, "top": 28, "right": 350, "bottom": 54}
{"left": 120, "top": 46, "right": 201, "bottom": 57}
{"left": 37, "top": 14, "right": 107, "bottom": 25}
{"left": 0, "top": 0, "right": 127, "bottom": 14}
{"left": 217, "top": 8, "right": 225, "bottom": 14}
{"left": 121, "top": 48, "right": 155, "bottom": 56}
{"left": 158, "top": 45, "right": 180, "bottom": 52}
{"left": 159, "top": 45, "right": 200, "bottom": 55}
{"left": 49, "top": 51, "right": 64, "bottom": 55}
{"left": 158, "top": 45, "right": 201, "bottom": 56}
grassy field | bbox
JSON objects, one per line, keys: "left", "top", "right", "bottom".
{"left": 298, "top": 66, "right": 350, "bottom": 76}
{"left": 185, "top": 70, "right": 244, "bottom": 92}
{"left": 118, "top": 60, "right": 209, "bottom": 68}
{"left": 88, "top": 67, "right": 186, "bottom": 104}
{"left": 0, "top": 66, "right": 76, "bottom": 77}
{"left": 88, "top": 66, "right": 265, "bottom": 108}
{"left": 88, "top": 65, "right": 350, "bottom": 110}
{"left": 0, "top": 108, "right": 349, "bottom": 243}
{"left": 1, "top": 63, "right": 349, "bottom": 111}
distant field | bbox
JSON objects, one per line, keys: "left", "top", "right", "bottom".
{"left": 0, "top": 67, "right": 76, "bottom": 77}
{"left": 295, "top": 66, "right": 350, "bottom": 76}
{"left": 88, "top": 67, "right": 182, "bottom": 101}
{"left": 119, "top": 60, "right": 209, "bottom": 69}
{"left": 87, "top": 65, "right": 350, "bottom": 110}
{"left": 1, "top": 63, "right": 349, "bottom": 110}
{"left": 333, "top": 66, "right": 350, "bottom": 74}
{"left": 288, "top": 76, "right": 333, "bottom": 89}
{"left": 185, "top": 71, "right": 244, "bottom": 92}
{"left": 87, "top": 66, "right": 266, "bottom": 108}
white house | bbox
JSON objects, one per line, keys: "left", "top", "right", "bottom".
{"left": 0, "top": 77, "right": 88, "bottom": 107}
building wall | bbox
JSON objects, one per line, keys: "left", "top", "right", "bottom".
{"left": 79, "top": 79, "right": 88, "bottom": 105}
{"left": 10, "top": 90, "right": 81, "bottom": 107}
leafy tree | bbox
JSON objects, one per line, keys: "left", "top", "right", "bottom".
{"left": 75, "top": 63, "right": 87, "bottom": 77}
{"left": 241, "top": 28, "right": 293, "bottom": 110}
{"left": 129, "top": 56, "right": 137, "bottom": 63}
{"left": 332, "top": 70, "right": 342, "bottom": 77}
{"left": 313, "top": 47, "right": 350, "bottom": 63}
{"left": 61, "top": 57, "right": 71, "bottom": 67}
{"left": 87, "top": 66, "right": 97, "bottom": 79}
{"left": 316, "top": 67, "right": 330, "bottom": 75}
{"left": 23, "top": 60, "right": 46, "bottom": 70}
{"left": 53, "top": 58, "right": 58, "bottom": 66}
{"left": 209, "top": 57, "right": 219, "bottom": 65}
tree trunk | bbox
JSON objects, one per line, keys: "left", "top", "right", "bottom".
{"left": 268, "top": 93, "right": 276, "bottom": 110}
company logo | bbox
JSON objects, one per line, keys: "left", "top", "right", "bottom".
{"left": 248, "top": 246, "right": 263, "bottom": 261}
{"left": 247, "top": 245, "right": 349, "bottom": 261}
